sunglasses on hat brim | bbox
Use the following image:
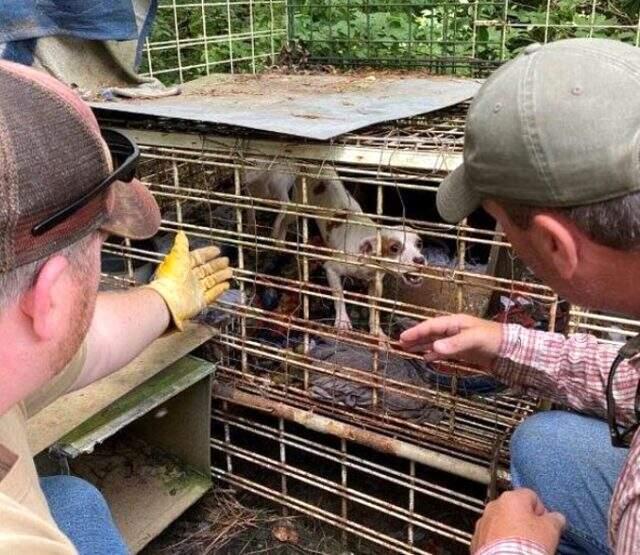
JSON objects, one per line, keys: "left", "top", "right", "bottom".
{"left": 31, "top": 129, "right": 140, "bottom": 237}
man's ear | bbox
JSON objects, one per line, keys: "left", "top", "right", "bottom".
{"left": 358, "top": 236, "right": 375, "bottom": 255}
{"left": 530, "top": 214, "right": 579, "bottom": 280}
{"left": 20, "top": 256, "right": 70, "bottom": 341}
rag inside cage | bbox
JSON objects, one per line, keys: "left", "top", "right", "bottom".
{"left": 98, "top": 103, "right": 637, "bottom": 553}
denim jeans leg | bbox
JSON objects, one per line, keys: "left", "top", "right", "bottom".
{"left": 510, "top": 411, "right": 629, "bottom": 555}
{"left": 40, "top": 475, "right": 129, "bottom": 555}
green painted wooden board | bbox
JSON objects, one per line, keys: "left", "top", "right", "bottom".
{"left": 55, "top": 356, "right": 214, "bottom": 458}
{"left": 27, "top": 322, "right": 215, "bottom": 454}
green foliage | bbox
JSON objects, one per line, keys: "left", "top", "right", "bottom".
{"left": 146, "top": 0, "right": 639, "bottom": 82}
{"left": 290, "top": 0, "right": 639, "bottom": 72}
{"left": 143, "top": 1, "right": 287, "bottom": 84}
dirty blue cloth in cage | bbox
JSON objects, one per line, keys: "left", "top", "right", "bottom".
{"left": 393, "top": 317, "right": 501, "bottom": 395}
{"left": 197, "top": 289, "right": 245, "bottom": 327}
{"left": 421, "top": 365, "right": 504, "bottom": 396}
{"left": 308, "top": 339, "right": 444, "bottom": 423}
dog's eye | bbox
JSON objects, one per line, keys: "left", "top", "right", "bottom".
{"left": 390, "top": 242, "right": 401, "bottom": 255}
{"left": 415, "top": 239, "right": 423, "bottom": 250}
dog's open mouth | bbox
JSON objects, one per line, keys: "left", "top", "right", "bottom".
{"left": 402, "top": 272, "right": 423, "bottom": 286}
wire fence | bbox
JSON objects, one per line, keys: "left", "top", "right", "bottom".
{"left": 96, "top": 68, "right": 640, "bottom": 553}
{"left": 141, "top": 0, "right": 288, "bottom": 84}
{"left": 125, "top": 4, "right": 640, "bottom": 551}
{"left": 288, "top": 0, "right": 640, "bottom": 73}
{"left": 98, "top": 111, "right": 533, "bottom": 551}
{"left": 142, "top": 0, "right": 640, "bottom": 83}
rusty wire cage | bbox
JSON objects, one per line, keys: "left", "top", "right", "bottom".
{"left": 93, "top": 1, "right": 640, "bottom": 552}
{"left": 96, "top": 104, "right": 574, "bottom": 552}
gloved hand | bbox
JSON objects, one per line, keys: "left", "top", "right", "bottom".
{"left": 145, "top": 231, "right": 232, "bottom": 330}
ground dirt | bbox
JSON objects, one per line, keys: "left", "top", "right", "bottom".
{"left": 141, "top": 488, "right": 350, "bottom": 555}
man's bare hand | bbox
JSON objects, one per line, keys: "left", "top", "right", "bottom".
{"left": 471, "top": 489, "right": 565, "bottom": 554}
{"left": 399, "top": 314, "right": 503, "bottom": 369}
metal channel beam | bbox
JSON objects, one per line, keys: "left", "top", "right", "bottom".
{"left": 119, "top": 128, "right": 463, "bottom": 172}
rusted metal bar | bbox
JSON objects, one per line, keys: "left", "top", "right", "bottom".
{"left": 213, "top": 383, "right": 509, "bottom": 484}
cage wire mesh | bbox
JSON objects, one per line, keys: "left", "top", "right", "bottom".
{"left": 140, "top": 0, "right": 288, "bottom": 84}
{"left": 140, "top": 0, "right": 640, "bottom": 83}
{"left": 96, "top": 2, "right": 640, "bottom": 552}
{"left": 288, "top": 0, "right": 640, "bottom": 73}
{"left": 97, "top": 104, "right": 563, "bottom": 552}
{"left": 97, "top": 100, "right": 640, "bottom": 551}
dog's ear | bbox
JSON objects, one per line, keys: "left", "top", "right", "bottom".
{"left": 358, "top": 236, "right": 375, "bottom": 255}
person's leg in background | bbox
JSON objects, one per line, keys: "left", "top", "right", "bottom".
{"left": 510, "top": 411, "right": 629, "bottom": 555}
{"left": 40, "top": 475, "right": 129, "bottom": 555}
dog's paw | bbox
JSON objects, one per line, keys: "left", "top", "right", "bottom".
{"left": 334, "top": 315, "right": 353, "bottom": 331}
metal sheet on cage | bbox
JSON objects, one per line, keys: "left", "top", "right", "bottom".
{"left": 91, "top": 73, "right": 481, "bottom": 140}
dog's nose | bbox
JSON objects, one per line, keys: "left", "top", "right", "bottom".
{"left": 413, "top": 256, "right": 426, "bottom": 265}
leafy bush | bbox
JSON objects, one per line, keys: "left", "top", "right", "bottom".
{"left": 146, "top": 0, "right": 640, "bottom": 82}
{"left": 142, "top": 1, "right": 287, "bottom": 83}
{"left": 289, "top": 0, "right": 639, "bottom": 72}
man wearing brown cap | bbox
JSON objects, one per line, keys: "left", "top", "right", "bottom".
{"left": 401, "top": 38, "right": 640, "bottom": 554}
{"left": 0, "top": 61, "right": 231, "bottom": 554}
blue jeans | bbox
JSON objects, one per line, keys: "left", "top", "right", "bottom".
{"left": 40, "top": 476, "right": 129, "bottom": 555}
{"left": 510, "top": 411, "right": 629, "bottom": 554}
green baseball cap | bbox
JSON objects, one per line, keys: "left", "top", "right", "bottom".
{"left": 437, "top": 38, "right": 640, "bottom": 223}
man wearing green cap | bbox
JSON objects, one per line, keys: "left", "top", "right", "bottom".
{"left": 400, "top": 38, "right": 640, "bottom": 554}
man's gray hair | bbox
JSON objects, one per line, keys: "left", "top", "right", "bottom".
{"left": 0, "top": 233, "right": 98, "bottom": 312}
{"left": 499, "top": 191, "right": 640, "bottom": 251}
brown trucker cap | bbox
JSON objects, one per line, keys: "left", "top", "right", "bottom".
{"left": 437, "top": 38, "right": 640, "bottom": 223}
{"left": 0, "top": 60, "right": 160, "bottom": 273}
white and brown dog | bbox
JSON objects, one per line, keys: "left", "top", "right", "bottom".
{"left": 242, "top": 161, "right": 297, "bottom": 241}
{"left": 288, "top": 168, "right": 426, "bottom": 333}
{"left": 241, "top": 164, "right": 425, "bottom": 333}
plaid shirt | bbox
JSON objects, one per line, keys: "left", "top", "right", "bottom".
{"left": 478, "top": 324, "right": 640, "bottom": 555}
{"left": 476, "top": 538, "right": 549, "bottom": 555}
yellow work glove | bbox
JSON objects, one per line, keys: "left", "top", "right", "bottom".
{"left": 145, "top": 231, "right": 233, "bottom": 331}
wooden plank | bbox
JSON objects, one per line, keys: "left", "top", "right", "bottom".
{"left": 55, "top": 357, "right": 214, "bottom": 459}
{"left": 27, "top": 323, "right": 215, "bottom": 455}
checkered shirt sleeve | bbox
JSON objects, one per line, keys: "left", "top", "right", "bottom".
{"left": 494, "top": 324, "right": 640, "bottom": 425}
{"left": 475, "top": 538, "right": 549, "bottom": 555}
{"left": 494, "top": 324, "right": 640, "bottom": 553}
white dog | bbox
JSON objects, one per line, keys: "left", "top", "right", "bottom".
{"left": 289, "top": 168, "right": 426, "bottom": 333}
{"left": 242, "top": 164, "right": 426, "bottom": 334}
{"left": 242, "top": 161, "right": 297, "bottom": 240}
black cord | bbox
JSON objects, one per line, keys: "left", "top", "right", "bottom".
{"left": 607, "top": 333, "right": 640, "bottom": 447}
